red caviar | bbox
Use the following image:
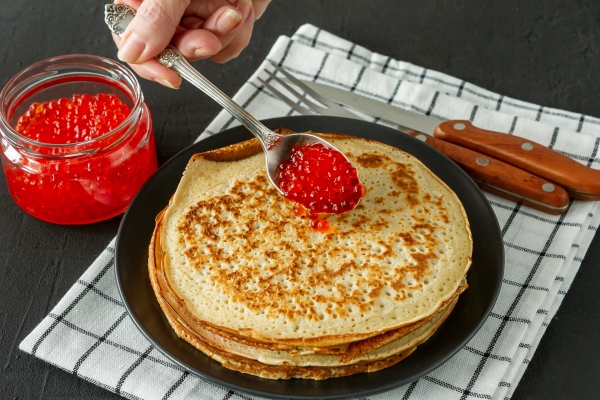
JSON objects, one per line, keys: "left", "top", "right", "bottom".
{"left": 293, "top": 203, "right": 331, "bottom": 232}
{"left": 16, "top": 94, "right": 130, "bottom": 143}
{"left": 2, "top": 93, "right": 157, "bottom": 224}
{"left": 278, "top": 143, "right": 365, "bottom": 230}
{"left": 311, "top": 218, "right": 331, "bottom": 232}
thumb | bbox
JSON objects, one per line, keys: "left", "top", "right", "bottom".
{"left": 117, "top": 0, "right": 189, "bottom": 63}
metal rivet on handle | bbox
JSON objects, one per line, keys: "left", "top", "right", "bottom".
{"left": 416, "top": 134, "right": 427, "bottom": 142}
{"left": 454, "top": 123, "right": 466, "bottom": 131}
{"left": 476, "top": 157, "right": 489, "bottom": 166}
{"left": 521, "top": 142, "right": 534, "bottom": 151}
{"left": 542, "top": 183, "right": 556, "bottom": 192}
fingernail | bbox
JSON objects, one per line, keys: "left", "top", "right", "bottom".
{"left": 217, "top": 9, "right": 242, "bottom": 33}
{"left": 194, "top": 47, "right": 212, "bottom": 59}
{"left": 117, "top": 32, "right": 145, "bottom": 63}
{"left": 157, "top": 78, "right": 180, "bottom": 89}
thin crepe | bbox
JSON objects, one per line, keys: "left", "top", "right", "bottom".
{"left": 152, "top": 133, "right": 472, "bottom": 348}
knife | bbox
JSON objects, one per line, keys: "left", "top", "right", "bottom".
{"left": 402, "top": 131, "right": 569, "bottom": 214}
{"left": 295, "top": 80, "right": 600, "bottom": 202}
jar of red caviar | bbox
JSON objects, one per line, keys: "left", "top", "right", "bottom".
{"left": 0, "top": 54, "right": 157, "bottom": 224}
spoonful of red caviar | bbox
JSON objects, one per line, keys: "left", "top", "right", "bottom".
{"left": 278, "top": 143, "right": 365, "bottom": 230}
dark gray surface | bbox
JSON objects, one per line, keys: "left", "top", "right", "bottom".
{"left": 1, "top": 1, "right": 598, "bottom": 399}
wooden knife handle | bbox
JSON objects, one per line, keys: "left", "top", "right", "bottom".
{"left": 405, "top": 132, "right": 570, "bottom": 214}
{"left": 433, "top": 120, "right": 600, "bottom": 200}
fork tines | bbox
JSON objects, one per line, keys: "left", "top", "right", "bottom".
{"left": 258, "top": 62, "right": 358, "bottom": 119}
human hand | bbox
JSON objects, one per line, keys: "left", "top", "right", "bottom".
{"left": 111, "top": 0, "right": 271, "bottom": 89}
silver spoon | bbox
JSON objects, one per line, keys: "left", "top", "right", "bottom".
{"left": 104, "top": 4, "right": 357, "bottom": 197}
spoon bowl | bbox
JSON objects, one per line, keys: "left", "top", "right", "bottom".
{"left": 263, "top": 132, "right": 341, "bottom": 193}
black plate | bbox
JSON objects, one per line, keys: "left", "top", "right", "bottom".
{"left": 115, "top": 116, "right": 504, "bottom": 399}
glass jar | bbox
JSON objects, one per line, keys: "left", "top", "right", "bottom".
{"left": 0, "top": 54, "right": 157, "bottom": 225}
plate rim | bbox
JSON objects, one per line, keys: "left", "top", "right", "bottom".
{"left": 115, "top": 115, "right": 504, "bottom": 399}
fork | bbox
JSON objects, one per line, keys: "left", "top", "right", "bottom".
{"left": 258, "top": 62, "right": 362, "bottom": 120}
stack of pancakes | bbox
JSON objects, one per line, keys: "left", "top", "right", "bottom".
{"left": 149, "top": 132, "right": 473, "bottom": 380}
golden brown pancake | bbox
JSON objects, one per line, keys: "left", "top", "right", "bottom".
{"left": 149, "top": 132, "right": 472, "bottom": 378}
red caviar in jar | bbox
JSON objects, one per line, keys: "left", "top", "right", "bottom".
{"left": 278, "top": 143, "right": 365, "bottom": 229}
{"left": 16, "top": 94, "right": 130, "bottom": 143}
{"left": 2, "top": 93, "right": 157, "bottom": 225}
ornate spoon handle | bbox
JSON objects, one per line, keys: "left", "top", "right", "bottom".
{"left": 104, "top": 4, "right": 277, "bottom": 149}
{"left": 156, "top": 46, "right": 277, "bottom": 148}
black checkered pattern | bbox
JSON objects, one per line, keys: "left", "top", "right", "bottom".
{"left": 20, "top": 25, "right": 600, "bottom": 400}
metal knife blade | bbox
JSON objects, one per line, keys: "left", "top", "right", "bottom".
{"left": 295, "top": 81, "right": 441, "bottom": 134}
{"left": 297, "top": 80, "right": 600, "bottom": 201}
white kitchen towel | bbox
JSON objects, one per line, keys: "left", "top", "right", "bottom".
{"left": 21, "top": 24, "right": 600, "bottom": 400}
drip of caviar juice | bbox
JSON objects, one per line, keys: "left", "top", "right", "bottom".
{"left": 279, "top": 143, "right": 365, "bottom": 231}
{"left": 3, "top": 93, "right": 157, "bottom": 224}
{"left": 293, "top": 203, "right": 331, "bottom": 232}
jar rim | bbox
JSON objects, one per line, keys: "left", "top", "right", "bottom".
{"left": 0, "top": 54, "right": 143, "bottom": 150}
